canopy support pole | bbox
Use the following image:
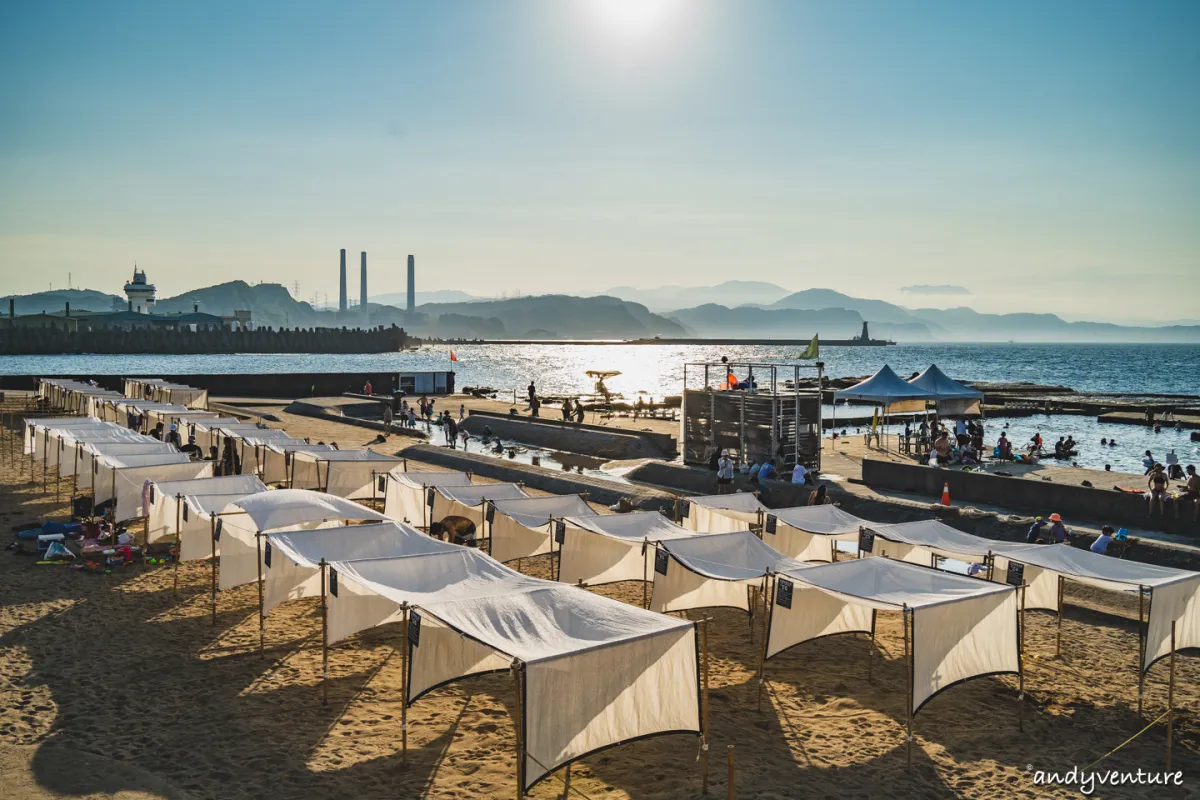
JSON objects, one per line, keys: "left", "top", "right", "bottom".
{"left": 173, "top": 495, "right": 182, "bottom": 596}
{"left": 401, "top": 602, "right": 409, "bottom": 766}
{"left": 321, "top": 559, "right": 329, "bottom": 705}
{"left": 1055, "top": 576, "right": 1065, "bottom": 658}
{"left": 756, "top": 576, "right": 772, "bottom": 712}
{"left": 1018, "top": 585, "right": 1026, "bottom": 732}
{"left": 904, "top": 605, "right": 913, "bottom": 769}
{"left": 256, "top": 532, "right": 265, "bottom": 658}
{"left": 867, "top": 610, "right": 877, "bottom": 682}
{"left": 1167, "top": 621, "right": 1176, "bottom": 770}
{"left": 727, "top": 745, "right": 735, "bottom": 800}
{"left": 642, "top": 546, "right": 649, "bottom": 609}
{"left": 513, "top": 660, "right": 525, "bottom": 799}
{"left": 700, "top": 618, "right": 710, "bottom": 795}
{"left": 1137, "top": 585, "right": 1147, "bottom": 715}
{"left": 209, "top": 515, "right": 217, "bottom": 626}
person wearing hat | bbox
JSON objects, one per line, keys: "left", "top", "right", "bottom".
{"left": 166, "top": 423, "right": 182, "bottom": 448}
{"left": 1025, "top": 516, "right": 1048, "bottom": 543}
{"left": 1047, "top": 513, "right": 1068, "bottom": 544}
{"left": 716, "top": 450, "right": 734, "bottom": 493}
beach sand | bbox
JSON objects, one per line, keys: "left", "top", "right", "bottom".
{"left": 2, "top": 413, "right": 1198, "bottom": 799}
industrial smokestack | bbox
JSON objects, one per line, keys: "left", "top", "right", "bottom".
{"left": 65, "top": 301, "right": 70, "bottom": 317}
{"left": 339, "top": 249, "right": 347, "bottom": 312}
{"left": 407, "top": 255, "right": 415, "bottom": 312}
{"left": 360, "top": 251, "right": 368, "bottom": 326}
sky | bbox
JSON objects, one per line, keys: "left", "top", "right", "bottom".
{"left": 2, "top": 0, "right": 1198, "bottom": 322}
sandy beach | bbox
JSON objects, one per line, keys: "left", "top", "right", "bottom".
{"left": 2, "top": 409, "right": 1198, "bottom": 799}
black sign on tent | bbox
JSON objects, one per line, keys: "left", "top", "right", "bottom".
{"left": 328, "top": 567, "right": 339, "bottom": 598}
{"left": 654, "top": 549, "right": 670, "bottom": 576}
{"left": 765, "top": 514, "right": 777, "bottom": 534}
{"left": 858, "top": 529, "right": 875, "bottom": 554}
{"left": 776, "top": 577, "right": 794, "bottom": 609}
{"left": 554, "top": 519, "right": 566, "bottom": 545}
{"left": 1006, "top": 562, "right": 1025, "bottom": 587}
{"left": 409, "top": 611, "right": 422, "bottom": 647}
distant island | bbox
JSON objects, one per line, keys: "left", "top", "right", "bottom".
{"left": 4, "top": 280, "right": 1199, "bottom": 344}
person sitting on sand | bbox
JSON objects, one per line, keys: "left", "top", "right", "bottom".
{"left": 758, "top": 461, "right": 778, "bottom": 481}
{"left": 933, "top": 431, "right": 952, "bottom": 463}
{"left": 791, "top": 462, "right": 808, "bottom": 485}
{"left": 1090, "top": 526, "right": 1116, "bottom": 555}
{"left": 1181, "top": 465, "right": 1200, "bottom": 522}
{"left": 807, "top": 484, "right": 831, "bottom": 505}
{"left": 1148, "top": 464, "right": 1170, "bottom": 516}
{"left": 1047, "top": 513, "right": 1068, "bottom": 544}
{"left": 1026, "top": 517, "right": 1048, "bottom": 543}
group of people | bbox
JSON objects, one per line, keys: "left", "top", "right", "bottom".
{"left": 708, "top": 447, "right": 826, "bottom": 503}
{"left": 1025, "top": 513, "right": 1127, "bottom": 556}
{"left": 1144, "top": 457, "right": 1200, "bottom": 520}
{"left": 919, "top": 418, "right": 985, "bottom": 466}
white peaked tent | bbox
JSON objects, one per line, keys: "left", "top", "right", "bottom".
{"left": 111, "top": 402, "right": 190, "bottom": 427}
{"left": 429, "top": 483, "right": 529, "bottom": 528}
{"left": 50, "top": 426, "right": 148, "bottom": 478}
{"left": 239, "top": 434, "right": 308, "bottom": 479}
{"left": 650, "top": 530, "right": 807, "bottom": 614}
{"left": 74, "top": 440, "right": 178, "bottom": 487}
{"left": 835, "top": 364, "right": 935, "bottom": 413}
{"left": 261, "top": 521, "right": 453, "bottom": 617}
{"left": 682, "top": 493, "right": 769, "bottom": 533}
{"left": 383, "top": 470, "right": 473, "bottom": 526}
{"left": 145, "top": 474, "right": 268, "bottom": 558}
{"left": 325, "top": 549, "right": 700, "bottom": 792}
{"left": 93, "top": 452, "right": 212, "bottom": 522}
{"left": 861, "top": 519, "right": 1034, "bottom": 572}
{"left": 261, "top": 443, "right": 337, "bottom": 486}
{"left": 763, "top": 505, "right": 872, "bottom": 562}
{"left": 26, "top": 417, "right": 113, "bottom": 458}
{"left": 908, "top": 364, "right": 983, "bottom": 415}
{"left": 215, "top": 490, "right": 391, "bottom": 591}
{"left": 766, "top": 557, "right": 1019, "bottom": 760}
{"left": 557, "top": 511, "right": 697, "bottom": 591}
{"left": 487, "top": 495, "right": 597, "bottom": 563}
{"left": 191, "top": 420, "right": 263, "bottom": 452}
{"left": 124, "top": 378, "right": 168, "bottom": 399}
{"left": 984, "top": 544, "right": 1200, "bottom": 674}
{"left": 289, "top": 449, "right": 405, "bottom": 499}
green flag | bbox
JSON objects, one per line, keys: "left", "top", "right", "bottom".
{"left": 799, "top": 334, "right": 819, "bottom": 359}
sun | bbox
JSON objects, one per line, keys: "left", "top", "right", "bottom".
{"left": 581, "top": 0, "right": 687, "bottom": 40}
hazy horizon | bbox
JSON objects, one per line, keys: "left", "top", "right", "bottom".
{"left": 3, "top": 1, "right": 1198, "bottom": 323}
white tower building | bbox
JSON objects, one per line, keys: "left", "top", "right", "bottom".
{"left": 123, "top": 266, "right": 157, "bottom": 313}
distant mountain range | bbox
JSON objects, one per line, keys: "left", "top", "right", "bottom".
{"left": 6, "top": 282, "right": 1199, "bottom": 343}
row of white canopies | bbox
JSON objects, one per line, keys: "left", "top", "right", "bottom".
{"left": 37, "top": 377, "right": 211, "bottom": 416}
{"left": 24, "top": 378, "right": 1199, "bottom": 791}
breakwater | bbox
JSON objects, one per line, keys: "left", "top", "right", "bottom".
{"left": 0, "top": 325, "right": 410, "bottom": 355}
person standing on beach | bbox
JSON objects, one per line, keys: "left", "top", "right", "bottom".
{"left": 561, "top": 397, "right": 573, "bottom": 421}
{"left": 383, "top": 403, "right": 393, "bottom": 433}
{"left": 716, "top": 450, "right": 734, "bottom": 493}
{"left": 528, "top": 381, "right": 537, "bottom": 405}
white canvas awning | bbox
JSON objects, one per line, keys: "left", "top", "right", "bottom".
{"left": 383, "top": 470, "right": 473, "bottom": 526}
{"left": 763, "top": 505, "right": 872, "bottom": 562}
{"left": 430, "top": 483, "right": 529, "bottom": 528}
{"left": 651, "top": 530, "right": 807, "bottom": 614}
{"left": 558, "top": 511, "right": 696, "bottom": 587}
{"left": 145, "top": 474, "right": 268, "bottom": 554}
{"left": 769, "top": 557, "right": 1019, "bottom": 714}
{"left": 261, "top": 443, "right": 337, "bottom": 485}
{"left": 290, "top": 449, "right": 405, "bottom": 499}
{"left": 682, "top": 493, "right": 769, "bottom": 534}
{"left": 74, "top": 440, "right": 178, "bottom": 486}
{"left": 262, "top": 521, "right": 458, "bottom": 615}
{"left": 326, "top": 549, "right": 700, "bottom": 791}
{"left": 488, "top": 495, "right": 597, "bottom": 563}
{"left": 215, "top": 489, "right": 391, "bottom": 588}
{"left": 93, "top": 452, "right": 213, "bottom": 522}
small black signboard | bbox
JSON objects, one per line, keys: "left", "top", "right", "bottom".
{"left": 654, "top": 549, "right": 670, "bottom": 576}
{"left": 679, "top": 499, "right": 691, "bottom": 518}
{"left": 858, "top": 529, "right": 875, "bottom": 554}
{"left": 427, "top": 487, "right": 436, "bottom": 508}
{"left": 378, "top": 474, "right": 386, "bottom": 494}
{"left": 214, "top": 518, "right": 223, "bottom": 541}
{"left": 486, "top": 503, "right": 495, "bottom": 524}
{"left": 554, "top": 519, "right": 566, "bottom": 545}
{"left": 149, "top": 486, "right": 155, "bottom": 504}
{"left": 264, "top": 540, "right": 273, "bottom": 569}
{"left": 409, "top": 611, "right": 422, "bottom": 647}
{"left": 328, "top": 567, "right": 339, "bottom": 598}
{"left": 776, "top": 578, "right": 794, "bottom": 609}
{"left": 1006, "top": 562, "right": 1025, "bottom": 587}
{"left": 182, "top": 503, "right": 189, "bottom": 522}
{"left": 765, "top": 514, "right": 777, "bottom": 534}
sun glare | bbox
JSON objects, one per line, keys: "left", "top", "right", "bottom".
{"left": 581, "top": 0, "right": 687, "bottom": 41}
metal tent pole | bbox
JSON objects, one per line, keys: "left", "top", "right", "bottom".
{"left": 209, "top": 515, "right": 217, "bottom": 626}
{"left": 1167, "top": 621, "right": 1176, "bottom": 770}
{"left": 1055, "top": 576, "right": 1065, "bottom": 657}
{"left": 700, "top": 618, "right": 710, "bottom": 795}
{"left": 904, "top": 605, "right": 913, "bottom": 768}
{"left": 256, "top": 532, "right": 265, "bottom": 657}
{"left": 1137, "top": 586, "right": 1147, "bottom": 715}
{"left": 173, "top": 495, "right": 182, "bottom": 596}
{"left": 1018, "top": 584, "right": 1026, "bottom": 731}
{"left": 513, "top": 660, "right": 525, "bottom": 799}
{"left": 401, "top": 602, "right": 409, "bottom": 765}
{"left": 321, "top": 559, "right": 329, "bottom": 705}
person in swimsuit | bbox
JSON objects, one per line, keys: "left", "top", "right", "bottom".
{"left": 1148, "top": 464, "right": 1170, "bottom": 516}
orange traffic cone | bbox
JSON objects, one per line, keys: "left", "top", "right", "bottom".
{"left": 940, "top": 482, "right": 951, "bottom": 506}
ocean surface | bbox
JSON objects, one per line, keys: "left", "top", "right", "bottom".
{"left": 2, "top": 342, "right": 1198, "bottom": 397}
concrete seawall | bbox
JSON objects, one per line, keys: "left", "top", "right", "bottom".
{"left": 860, "top": 457, "right": 1199, "bottom": 538}
{"left": 459, "top": 414, "right": 667, "bottom": 460}
{"left": 399, "top": 444, "right": 676, "bottom": 512}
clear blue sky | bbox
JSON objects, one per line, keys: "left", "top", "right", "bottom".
{"left": 2, "top": 0, "right": 1197, "bottom": 321}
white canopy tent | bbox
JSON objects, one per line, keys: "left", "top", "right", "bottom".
{"left": 382, "top": 469, "right": 473, "bottom": 527}
{"left": 326, "top": 549, "right": 701, "bottom": 792}
{"left": 145, "top": 474, "right": 268, "bottom": 555}
{"left": 907, "top": 364, "right": 983, "bottom": 416}
{"left": 650, "top": 530, "right": 807, "bottom": 615}
{"left": 834, "top": 364, "right": 936, "bottom": 414}
{"left": 487, "top": 494, "right": 597, "bottom": 563}
{"left": 238, "top": 434, "right": 308, "bottom": 479}
{"left": 289, "top": 449, "right": 405, "bottom": 499}
{"left": 73, "top": 440, "right": 178, "bottom": 488}
{"left": 93, "top": 452, "right": 212, "bottom": 522}
{"left": 144, "top": 408, "right": 219, "bottom": 431}
{"left": 191, "top": 420, "right": 266, "bottom": 452}
{"left": 429, "top": 483, "right": 529, "bottom": 529}
{"left": 762, "top": 505, "right": 872, "bottom": 563}
{"left": 681, "top": 493, "right": 769, "bottom": 534}
{"left": 50, "top": 426, "right": 149, "bottom": 478}
{"left": 261, "top": 442, "right": 337, "bottom": 486}
{"left": 558, "top": 511, "right": 696, "bottom": 589}
{"left": 767, "top": 557, "right": 1019, "bottom": 762}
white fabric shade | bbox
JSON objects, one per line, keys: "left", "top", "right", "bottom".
{"left": 558, "top": 511, "right": 695, "bottom": 587}
{"left": 326, "top": 549, "right": 699, "bottom": 791}
{"left": 769, "top": 557, "right": 1019, "bottom": 713}
{"left": 383, "top": 470, "right": 473, "bottom": 525}
{"left": 651, "top": 530, "right": 807, "bottom": 614}
{"left": 145, "top": 475, "right": 267, "bottom": 553}
{"left": 487, "top": 495, "right": 597, "bottom": 563}
{"left": 290, "top": 449, "right": 404, "bottom": 498}
{"left": 763, "top": 505, "right": 871, "bottom": 562}
{"left": 430, "top": 483, "right": 529, "bottom": 528}
{"left": 260, "top": 443, "right": 337, "bottom": 485}
{"left": 682, "top": 493, "right": 768, "bottom": 533}
{"left": 92, "top": 453, "right": 213, "bottom": 522}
